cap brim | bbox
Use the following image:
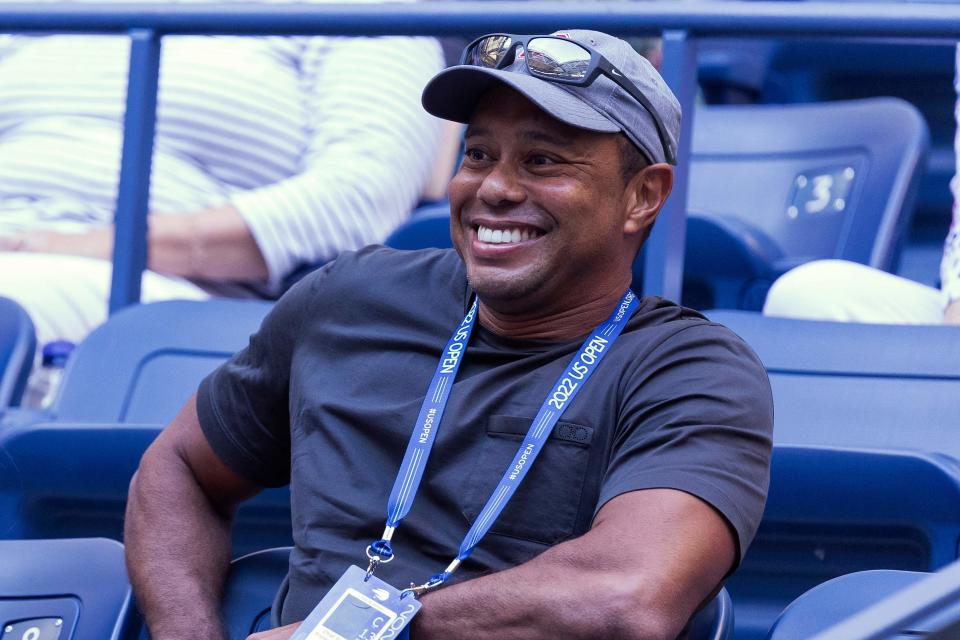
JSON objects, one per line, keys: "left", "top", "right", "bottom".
{"left": 422, "top": 65, "right": 621, "bottom": 134}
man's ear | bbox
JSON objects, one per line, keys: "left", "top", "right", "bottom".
{"left": 623, "top": 164, "right": 674, "bottom": 237}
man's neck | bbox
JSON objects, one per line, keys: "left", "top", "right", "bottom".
{"left": 477, "top": 286, "right": 631, "bottom": 341}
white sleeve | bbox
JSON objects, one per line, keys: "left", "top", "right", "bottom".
{"left": 229, "top": 36, "right": 445, "bottom": 290}
{"left": 942, "top": 44, "right": 960, "bottom": 307}
{"left": 941, "top": 207, "right": 960, "bottom": 305}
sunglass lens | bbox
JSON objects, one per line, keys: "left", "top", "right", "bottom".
{"left": 526, "top": 38, "right": 591, "bottom": 80}
{"left": 466, "top": 35, "right": 514, "bottom": 68}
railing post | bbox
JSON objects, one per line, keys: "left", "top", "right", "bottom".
{"left": 109, "top": 28, "right": 161, "bottom": 314}
{"left": 643, "top": 29, "right": 697, "bottom": 302}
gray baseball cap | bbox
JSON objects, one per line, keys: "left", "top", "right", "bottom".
{"left": 421, "top": 29, "right": 681, "bottom": 165}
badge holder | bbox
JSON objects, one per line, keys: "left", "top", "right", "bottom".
{"left": 289, "top": 562, "right": 420, "bottom": 640}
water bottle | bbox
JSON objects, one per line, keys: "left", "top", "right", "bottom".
{"left": 22, "top": 340, "right": 75, "bottom": 409}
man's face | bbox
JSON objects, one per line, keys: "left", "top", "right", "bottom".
{"left": 449, "top": 86, "right": 640, "bottom": 314}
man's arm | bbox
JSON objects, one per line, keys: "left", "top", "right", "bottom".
{"left": 125, "top": 394, "right": 263, "bottom": 640}
{"left": 412, "top": 488, "right": 735, "bottom": 640}
{"left": 248, "top": 489, "right": 733, "bottom": 640}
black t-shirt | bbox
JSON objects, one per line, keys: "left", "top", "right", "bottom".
{"left": 197, "top": 246, "right": 773, "bottom": 625}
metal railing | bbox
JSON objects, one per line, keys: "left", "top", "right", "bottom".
{"left": 2, "top": 1, "right": 960, "bottom": 312}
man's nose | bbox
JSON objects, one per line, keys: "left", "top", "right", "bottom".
{"left": 476, "top": 161, "right": 525, "bottom": 207}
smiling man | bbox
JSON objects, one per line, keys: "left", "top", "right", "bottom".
{"left": 125, "top": 30, "right": 773, "bottom": 640}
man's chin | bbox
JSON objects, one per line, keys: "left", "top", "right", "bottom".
{"left": 466, "top": 269, "right": 545, "bottom": 307}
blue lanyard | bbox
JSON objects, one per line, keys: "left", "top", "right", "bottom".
{"left": 366, "top": 290, "right": 639, "bottom": 593}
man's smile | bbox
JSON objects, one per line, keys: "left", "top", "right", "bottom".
{"left": 476, "top": 224, "right": 543, "bottom": 244}
{"left": 466, "top": 217, "right": 550, "bottom": 258}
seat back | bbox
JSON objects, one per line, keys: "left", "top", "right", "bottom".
{"left": 763, "top": 38, "right": 954, "bottom": 222}
{"left": 768, "top": 561, "right": 960, "bottom": 640}
{"left": 0, "top": 296, "right": 36, "bottom": 408}
{"left": 0, "top": 538, "right": 135, "bottom": 640}
{"left": 52, "top": 299, "right": 272, "bottom": 424}
{"left": 707, "top": 311, "right": 960, "bottom": 457}
{"left": 731, "top": 446, "right": 960, "bottom": 640}
{"left": 384, "top": 201, "right": 451, "bottom": 250}
{"left": 222, "top": 547, "right": 292, "bottom": 639}
{"left": 706, "top": 311, "right": 960, "bottom": 639}
{"left": 766, "top": 569, "right": 929, "bottom": 640}
{"left": 0, "top": 422, "right": 292, "bottom": 554}
{"left": 684, "top": 97, "right": 928, "bottom": 309}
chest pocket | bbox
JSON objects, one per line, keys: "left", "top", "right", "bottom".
{"left": 460, "top": 415, "right": 594, "bottom": 546}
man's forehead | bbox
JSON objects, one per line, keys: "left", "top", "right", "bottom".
{"left": 465, "top": 85, "right": 600, "bottom": 143}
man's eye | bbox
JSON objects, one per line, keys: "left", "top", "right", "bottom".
{"left": 465, "top": 148, "right": 489, "bottom": 162}
{"left": 530, "top": 154, "right": 556, "bottom": 166}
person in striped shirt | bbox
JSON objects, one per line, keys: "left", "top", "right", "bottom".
{"left": 0, "top": 11, "right": 445, "bottom": 348}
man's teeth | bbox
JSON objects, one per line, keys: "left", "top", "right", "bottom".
{"left": 477, "top": 225, "right": 539, "bottom": 244}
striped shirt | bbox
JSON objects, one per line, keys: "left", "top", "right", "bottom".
{"left": 0, "top": 0, "right": 445, "bottom": 292}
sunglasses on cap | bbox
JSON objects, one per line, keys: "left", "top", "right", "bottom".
{"left": 460, "top": 33, "right": 676, "bottom": 165}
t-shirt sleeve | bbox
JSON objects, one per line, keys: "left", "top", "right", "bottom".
{"left": 597, "top": 322, "right": 774, "bottom": 562}
{"left": 195, "top": 266, "right": 327, "bottom": 488}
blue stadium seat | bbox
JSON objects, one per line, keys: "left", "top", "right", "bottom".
{"left": 221, "top": 547, "right": 735, "bottom": 640}
{"left": 682, "top": 98, "right": 928, "bottom": 310}
{"left": 385, "top": 201, "right": 451, "bottom": 250}
{"left": 50, "top": 299, "right": 272, "bottom": 424}
{"left": 763, "top": 38, "right": 954, "bottom": 226}
{"left": 705, "top": 311, "right": 960, "bottom": 639}
{"left": 732, "top": 446, "right": 960, "bottom": 640}
{"left": 0, "top": 296, "right": 35, "bottom": 409}
{"left": 707, "top": 311, "right": 960, "bottom": 457}
{"left": 0, "top": 538, "right": 136, "bottom": 640}
{"left": 768, "top": 560, "right": 960, "bottom": 640}
{"left": 766, "top": 569, "right": 929, "bottom": 639}
{"left": 221, "top": 547, "right": 290, "bottom": 639}
{"left": 0, "top": 422, "right": 292, "bottom": 555}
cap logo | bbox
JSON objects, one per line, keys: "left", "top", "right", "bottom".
{"left": 517, "top": 49, "right": 525, "bottom": 60}
{"left": 555, "top": 32, "right": 570, "bottom": 39}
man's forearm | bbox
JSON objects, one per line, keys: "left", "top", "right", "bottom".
{"left": 412, "top": 538, "right": 681, "bottom": 640}
{"left": 125, "top": 445, "right": 235, "bottom": 640}
{"left": 410, "top": 490, "right": 736, "bottom": 640}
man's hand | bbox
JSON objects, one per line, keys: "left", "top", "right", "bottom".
{"left": 944, "top": 300, "right": 960, "bottom": 325}
{"left": 247, "top": 622, "right": 300, "bottom": 640}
